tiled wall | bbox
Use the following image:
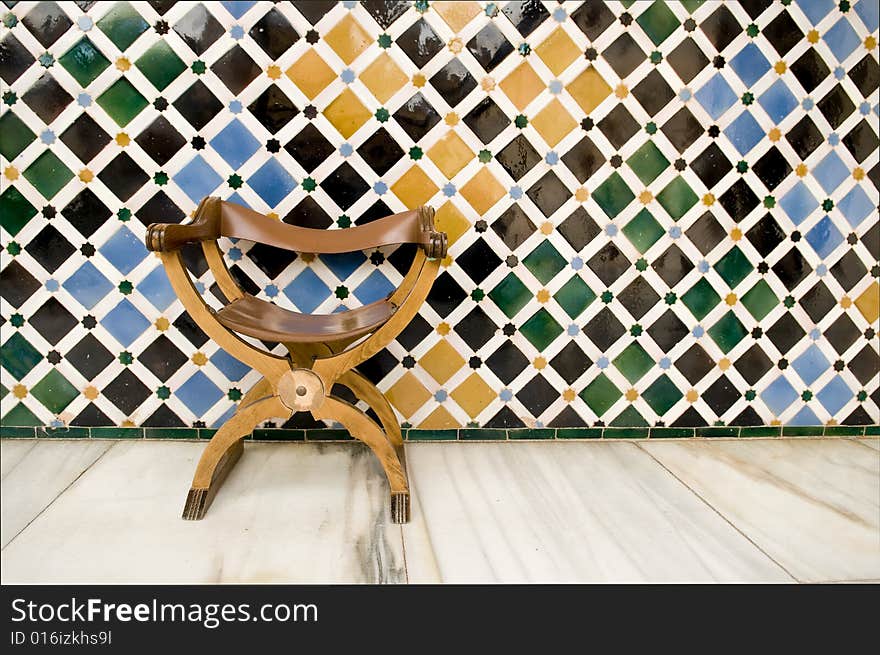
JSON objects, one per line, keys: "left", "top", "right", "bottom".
{"left": 0, "top": 1, "right": 877, "bottom": 432}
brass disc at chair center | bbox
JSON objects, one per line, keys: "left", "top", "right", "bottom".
{"left": 278, "top": 369, "right": 325, "bottom": 411}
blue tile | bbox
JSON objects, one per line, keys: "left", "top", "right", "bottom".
{"left": 762, "top": 377, "right": 798, "bottom": 415}
{"left": 723, "top": 112, "right": 764, "bottom": 155}
{"left": 138, "top": 265, "right": 176, "bottom": 310}
{"left": 221, "top": 1, "right": 256, "bottom": 19}
{"left": 99, "top": 225, "right": 148, "bottom": 275}
{"left": 210, "top": 119, "right": 260, "bottom": 169}
{"left": 695, "top": 74, "right": 737, "bottom": 120}
{"left": 226, "top": 191, "right": 251, "bottom": 207}
{"left": 855, "top": 0, "right": 879, "bottom": 31}
{"left": 174, "top": 155, "right": 223, "bottom": 203}
{"left": 805, "top": 216, "right": 843, "bottom": 258}
{"left": 284, "top": 268, "right": 330, "bottom": 313}
{"left": 817, "top": 375, "right": 852, "bottom": 416}
{"left": 210, "top": 349, "right": 250, "bottom": 381}
{"left": 63, "top": 261, "right": 113, "bottom": 309}
{"left": 758, "top": 79, "right": 798, "bottom": 124}
{"left": 249, "top": 159, "right": 297, "bottom": 207}
{"left": 824, "top": 18, "right": 861, "bottom": 62}
{"left": 789, "top": 405, "right": 821, "bottom": 426}
{"left": 796, "top": 0, "right": 834, "bottom": 25}
{"left": 176, "top": 370, "right": 224, "bottom": 416}
{"left": 792, "top": 344, "right": 829, "bottom": 386}
{"left": 210, "top": 403, "right": 237, "bottom": 428}
{"left": 321, "top": 251, "right": 367, "bottom": 280}
{"left": 101, "top": 299, "right": 150, "bottom": 347}
{"left": 354, "top": 269, "right": 395, "bottom": 304}
{"left": 812, "top": 151, "right": 849, "bottom": 194}
{"left": 729, "top": 43, "right": 770, "bottom": 87}
{"left": 837, "top": 185, "right": 873, "bottom": 227}
{"left": 779, "top": 181, "right": 817, "bottom": 225}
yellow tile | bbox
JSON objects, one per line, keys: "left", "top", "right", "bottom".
{"left": 459, "top": 167, "right": 505, "bottom": 215}
{"left": 286, "top": 49, "right": 336, "bottom": 99}
{"left": 385, "top": 371, "right": 432, "bottom": 418}
{"left": 427, "top": 130, "right": 473, "bottom": 179}
{"left": 418, "top": 405, "right": 460, "bottom": 429}
{"left": 391, "top": 165, "right": 439, "bottom": 208}
{"left": 434, "top": 201, "right": 470, "bottom": 246}
{"left": 360, "top": 52, "right": 408, "bottom": 103}
{"left": 420, "top": 339, "right": 466, "bottom": 384}
{"left": 450, "top": 373, "right": 496, "bottom": 418}
{"left": 323, "top": 88, "right": 372, "bottom": 138}
{"left": 566, "top": 66, "right": 611, "bottom": 114}
{"left": 323, "top": 13, "right": 372, "bottom": 65}
{"left": 433, "top": 1, "right": 481, "bottom": 31}
{"left": 499, "top": 61, "right": 544, "bottom": 110}
{"left": 855, "top": 281, "right": 879, "bottom": 323}
{"left": 535, "top": 28, "right": 581, "bottom": 76}
{"left": 530, "top": 98, "right": 577, "bottom": 146}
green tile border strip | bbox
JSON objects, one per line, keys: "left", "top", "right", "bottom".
{"left": 2, "top": 426, "right": 877, "bottom": 440}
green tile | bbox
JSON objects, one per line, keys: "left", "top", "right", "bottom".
{"left": 641, "top": 375, "right": 682, "bottom": 415}
{"left": 592, "top": 171, "right": 635, "bottom": 218}
{"left": 741, "top": 279, "right": 778, "bottom": 321}
{"left": 680, "top": 0, "right": 705, "bottom": 13}
{"left": 554, "top": 275, "right": 595, "bottom": 318}
{"left": 864, "top": 426, "right": 880, "bottom": 436}
{"left": 459, "top": 428, "right": 506, "bottom": 440}
{"left": 782, "top": 425, "right": 823, "bottom": 437}
{"left": 136, "top": 40, "right": 186, "bottom": 91}
{"left": 714, "top": 247, "right": 754, "bottom": 289}
{"left": 199, "top": 428, "right": 218, "bottom": 440}
{"left": 609, "top": 405, "right": 649, "bottom": 427}
{"left": 91, "top": 427, "right": 144, "bottom": 438}
{"left": 23, "top": 150, "right": 73, "bottom": 199}
{"left": 97, "top": 1, "right": 149, "bottom": 51}
{"left": 681, "top": 278, "right": 721, "bottom": 320}
{"left": 508, "top": 428, "right": 555, "bottom": 439}
{"left": 0, "top": 111, "right": 35, "bottom": 160}
{"left": 656, "top": 175, "right": 698, "bottom": 220}
{"left": 522, "top": 240, "right": 567, "bottom": 285}
{"left": 488, "top": 273, "right": 531, "bottom": 318}
{"left": 406, "top": 429, "right": 458, "bottom": 440}
{"left": 556, "top": 427, "right": 603, "bottom": 439}
{"left": 2, "top": 403, "right": 42, "bottom": 427}
{"left": 0, "top": 186, "right": 38, "bottom": 236}
{"left": 1, "top": 332, "right": 43, "bottom": 380}
{"left": 253, "top": 428, "right": 305, "bottom": 441}
{"left": 740, "top": 426, "right": 781, "bottom": 437}
{"left": 0, "top": 426, "right": 36, "bottom": 437}
{"left": 708, "top": 311, "right": 747, "bottom": 353}
{"left": 696, "top": 426, "right": 739, "bottom": 437}
{"left": 30, "top": 370, "right": 79, "bottom": 414}
{"left": 613, "top": 342, "right": 653, "bottom": 384}
{"left": 627, "top": 141, "right": 669, "bottom": 185}
{"left": 520, "top": 308, "right": 563, "bottom": 351}
{"left": 58, "top": 38, "right": 110, "bottom": 87}
{"left": 37, "top": 426, "right": 90, "bottom": 438}
{"left": 97, "top": 78, "right": 149, "bottom": 127}
{"left": 579, "top": 374, "right": 621, "bottom": 416}
{"left": 650, "top": 427, "right": 694, "bottom": 438}
{"left": 604, "top": 427, "right": 649, "bottom": 438}
{"left": 145, "top": 427, "right": 200, "bottom": 439}
{"left": 823, "top": 426, "right": 864, "bottom": 436}
{"left": 306, "top": 429, "right": 352, "bottom": 440}
{"left": 637, "top": 0, "right": 681, "bottom": 45}
{"left": 622, "top": 208, "right": 664, "bottom": 254}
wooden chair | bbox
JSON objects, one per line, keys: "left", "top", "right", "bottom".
{"left": 145, "top": 197, "right": 447, "bottom": 522}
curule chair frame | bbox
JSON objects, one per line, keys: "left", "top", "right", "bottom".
{"left": 145, "top": 196, "right": 447, "bottom": 523}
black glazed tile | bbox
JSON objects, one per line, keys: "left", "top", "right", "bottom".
{"left": 141, "top": 405, "right": 186, "bottom": 428}
{"left": 502, "top": 0, "right": 549, "bottom": 37}
{"left": 690, "top": 142, "right": 732, "bottom": 189}
{"left": 247, "top": 242, "right": 296, "bottom": 278}
{"left": 735, "top": 345, "right": 773, "bottom": 385}
{"left": 29, "top": 298, "right": 77, "bottom": 345}
{"left": 848, "top": 345, "right": 880, "bottom": 385}
{"left": 702, "top": 376, "right": 739, "bottom": 415}
{"left": 248, "top": 84, "right": 299, "bottom": 134}
{"left": 667, "top": 38, "right": 709, "bottom": 84}
{"left": 135, "top": 115, "right": 186, "bottom": 166}
{"left": 558, "top": 207, "right": 601, "bottom": 251}
{"left": 173, "top": 80, "right": 223, "bottom": 130}
{"left": 249, "top": 7, "right": 299, "bottom": 60}
{"left": 686, "top": 212, "right": 726, "bottom": 255}
{"left": 98, "top": 152, "right": 149, "bottom": 201}
{"left": 357, "top": 127, "right": 404, "bottom": 176}
{"left": 631, "top": 69, "right": 675, "bottom": 117}
{"left": 21, "top": 74, "right": 72, "bottom": 125}
{"left": 25, "top": 224, "right": 75, "bottom": 272}
{"left": 147, "top": 0, "right": 175, "bottom": 15}
{"left": 103, "top": 370, "right": 151, "bottom": 416}
{"left": 284, "top": 196, "right": 333, "bottom": 229}
{"left": 139, "top": 335, "right": 187, "bottom": 382}
{"left": 842, "top": 120, "right": 879, "bottom": 163}
{"left": 869, "top": 162, "right": 880, "bottom": 192}
{"left": 136, "top": 191, "right": 184, "bottom": 226}
{"left": 0, "top": 34, "right": 35, "bottom": 85}
{"left": 457, "top": 239, "right": 502, "bottom": 284}
{"left": 672, "top": 406, "right": 710, "bottom": 427}
{"left": 496, "top": 134, "right": 541, "bottom": 181}
{"left": 699, "top": 4, "right": 740, "bottom": 52}
{"left": 817, "top": 84, "right": 855, "bottom": 129}
{"left": 65, "top": 334, "right": 114, "bottom": 380}
{"left": 766, "top": 312, "right": 805, "bottom": 353}
{"left": 598, "top": 104, "right": 639, "bottom": 150}
{"left": 550, "top": 341, "right": 591, "bottom": 385}
{"left": 463, "top": 96, "right": 509, "bottom": 144}
{"left": 561, "top": 136, "right": 605, "bottom": 184}
{"left": 844, "top": 405, "right": 875, "bottom": 426}
{"left": 393, "top": 92, "right": 441, "bottom": 142}
{"left": 652, "top": 244, "right": 694, "bottom": 287}
{"left": 830, "top": 250, "right": 867, "bottom": 291}
{"left": 362, "top": 0, "right": 409, "bottom": 28}
{"left": 861, "top": 220, "right": 879, "bottom": 259}
{"left": 467, "top": 23, "right": 514, "bottom": 72}
{"left": 61, "top": 188, "right": 111, "bottom": 238}
{"left": 583, "top": 308, "right": 625, "bottom": 351}
{"left": 587, "top": 243, "right": 630, "bottom": 287}
{"left": 516, "top": 375, "right": 557, "bottom": 416}
{"left": 719, "top": 178, "right": 759, "bottom": 222}
{"left": 173, "top": 312, "right": 209, "bottom": 347}
{"left": 729, "top": 406, "right": 764, "bottom": 427}
{"left": 739, "top": 0, "right": 772, "bottom": 19}
{"left": 790, "top": 49, "right": 830, "bottom": 93}
{"left": 526, "top": 171, "right": 569, "bottom": 218}
{"left": 675, "top": 345, "right": 714, "bottom": 385}
{"left": 321, "top": 162, "right": 369, "bottom": 211}
{"left": 430, "top": 59, "right": 476, "bottom": 108}
{"left": 492, "top": 203, "right": 536, "bottom": 250}
{"left": 746, "top": 213, "right": 785, "bottom": 258}
{"left": 22, "top": 2, "right": 72, "bottom": 48}
{"left": 486, "top": 340, "right": 529, "bottom": 384}
{"left": 762, "top": 10, "right": 803, "bottom": 56}
{"left": 285, "top": 123, "right": 334, "bottom": 172}
{"left": 0, "top": 261, "right": 40, "bottom": 308}
{"left": 752, "top": 147, "right": 791, "bottom": 190}
{"left": 799, "top": 282, "right": 836, "bottom": 324}
{"left": 824, "top": 314, "right": 860, "bottom": 354}
{"left": 59, "top": 113, "right": 110, "bottom": 163}
{"left": 661, "top": 107, "right": 703, "bottom": 153}
{"left": 396, "top": 18, "right": 443, "bottom": 68}
{"left": 786, "top": 116, "right": 824, "bottom": 160}
{"left": 570, "top": 0, "right": 616, "bottom": 41}
{"left": 426, "top": 271, "right": 467, "bottom": 318}
{"left": 602, "top": 33, "right": 645, "bottom": 79}
{"left": 848, "top": 55, "right": 879, "bottom": 98}
{"left": 455, "top": 307, "right": 497, "bottom": 351}
{"left": 211, "top": 45, "right": 260, "bottom": 95}
{"left": 548, "top": 406, "right": 585, "bottom": 428}
{"left": 646, "top": 309, "right": 689, "bottom": 352}
{"left": 771, "top": 248, "right": 812, "bottom": 290}
{"left": 354, "top": 199, "right": 392, "bottom": 226}
{"left": 618, "top": 276, "right": 660, "bottom": 320}
{"left": 396, "top": 313, "right": 432, "bottom": 350}
{"left": 173, "top": 3, "right": 224, "bottom": 55}
{"left": 292, "top": 1, "right": 336, "bottom": 25}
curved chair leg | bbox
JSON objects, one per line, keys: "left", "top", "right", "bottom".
{"left": 238, "top": 377, "right": 273, "bottom": 409}
{"left": 337, "top": 370, "right": 403, "bottom": 447}
{"left": 183, "top": 396, "right": 291, "bottom": 520}
{"left": 312, "top": 396, "right": 410, "bottom": 523}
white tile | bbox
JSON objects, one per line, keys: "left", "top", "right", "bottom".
{"left": 1, "top": 439, "right": 113, "bottom": 548}
{"left": 1, "top": 441, "right": 405, "bottom": 584}
{"left": 639, "top": 439, "right": 880, "bottom": 582}
{"left": 402, "top": 442, "right": 790, "bottom": 583}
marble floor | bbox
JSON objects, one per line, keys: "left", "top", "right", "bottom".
{"left": 1, "top": 438, "right": 877, "bottom": 584}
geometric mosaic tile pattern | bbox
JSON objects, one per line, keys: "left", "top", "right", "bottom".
{"left": 1, "top": 1, "right": 877, "bottom": 430}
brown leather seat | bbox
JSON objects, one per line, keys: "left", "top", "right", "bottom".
{"left": 215, "top": 294, "right": 394, "bottom": 343}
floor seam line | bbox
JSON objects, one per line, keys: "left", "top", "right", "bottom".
{"left": 632, "top": 442, "right": 801, "bottom": 583}
{"left": 845, "top": 438, "right": 880, "bottom": 452}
